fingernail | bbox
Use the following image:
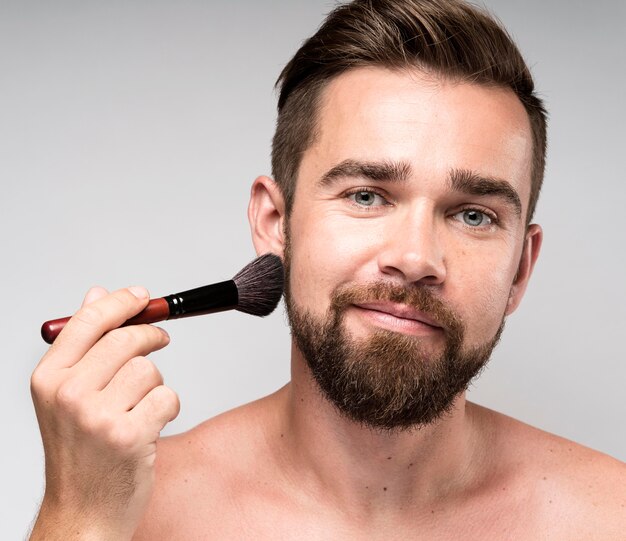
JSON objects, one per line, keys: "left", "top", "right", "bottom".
{"left": 129, "top": 286, "right": 149, "bottom": 299}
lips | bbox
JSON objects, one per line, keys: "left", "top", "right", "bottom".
{"left": 352, "top": 301, "right": 442, "bottom": 329}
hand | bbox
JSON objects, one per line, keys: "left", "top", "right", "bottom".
{"left": 30, "top": 286, "right": 180, "bottom": 541}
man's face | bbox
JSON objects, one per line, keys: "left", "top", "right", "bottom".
{"left": 282, "top": 67, "right": 536, "bottom": 429}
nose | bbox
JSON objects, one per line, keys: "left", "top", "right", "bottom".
{"left": 376, "top": 205, "right": 446, "bottom": 285}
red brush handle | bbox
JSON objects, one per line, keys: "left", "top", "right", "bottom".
{"left": 41, "top": 297, "right": 170, "bottom": 345}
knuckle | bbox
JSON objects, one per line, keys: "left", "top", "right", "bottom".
{"left": 150, "top": 324, "right": 168, "bottom": 341}
{"left": 168, "top": 387, "right": 180, "bottom": 406}
{"left": 150, "top": 385, "right": 175, "bottom": 409}
{"left": 105, "top": 327, "right": 137, "bottom": 350}
{"left": 159, "top": 386, "right": 180, "bottom": 416}
{"left": 129, "top": 356, "right": 161, "bottom": 382}
{"left": 107, "top": 425, "right": 138, "bottom": 451}
{"left": 153, "top": 384, "right": 170, "bottom": 400}
{"left": 55, "top": 380, "right": 84, "bottom": 411}
{"left": 83, "top": 409, "right": 114, "bottom": 437}
{"left": 110, "top": 291, "right": 131, "bottom": 310}
{"left": 30, "top": 368, "right": 49, "bottom": 397}
{"left": 74, "top": 304, "right": 104, "bottom": 327}
{"left": 113, "top": 288, "right": 145, "bottom": 309}
{"left": 139, "top": 324, "right": 168, "bottom": 346}
{"left": 129, "top": 355, "right": 149, "bottom": 373}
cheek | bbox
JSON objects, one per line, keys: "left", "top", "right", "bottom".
{"left": 451, "top": 259, "right": 517, "bottom": 345}
{"left": 287, "top": 213, "right": 382, "bottom": 310}
{"left": 287, "top": 217, "right": 350, "bottom": 309}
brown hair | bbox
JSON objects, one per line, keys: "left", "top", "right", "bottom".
{"left": 272, "top": 0, "right": 547, "bottom": 223}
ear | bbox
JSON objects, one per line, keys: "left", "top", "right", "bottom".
{"left": 248, "top": 175, "right": 287, "bottom": 258}
{"left": 505, "top": 223, "right": 543, "bottom": 315}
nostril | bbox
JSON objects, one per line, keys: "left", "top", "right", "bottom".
{"left": 377, "top": 245, "right": 446, "bottom": 283}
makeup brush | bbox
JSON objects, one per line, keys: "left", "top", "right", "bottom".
{"left": 41, "top": 253, "right": 284, "bottom": 344}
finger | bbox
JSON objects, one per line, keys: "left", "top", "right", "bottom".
{"left": 34, "top": 286, "right": 111, "bottom": 372}
{"left": 71, "top": 324, "right": 169, "bottom": 390}
{"left": 43, "top": 287, "right": 152, "bottom": 369}
{"left": 81, "top": 286, "right": 109, "bottom": 307}
{"left": 128, "top": 385, "right": 180, "bottom": 439}
{"left": 102, "top": 356, "right": 164, "bottom": 412}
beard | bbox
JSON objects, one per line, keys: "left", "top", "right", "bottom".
{"left": 283, "top": 241, "right": 505, "bottom": 432}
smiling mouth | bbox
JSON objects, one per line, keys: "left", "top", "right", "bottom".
{"left": 351, "top": 302, "right": 443, "bottom": 336}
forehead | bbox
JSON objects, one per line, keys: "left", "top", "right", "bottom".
{"left": 300, "top": 67, "right": 533, "bottom": 210}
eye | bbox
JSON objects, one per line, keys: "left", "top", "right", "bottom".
{"left": 453, "top": 209, "right": 494, "bottom": 227}
{"left": 347, "top": 189, "right": 388, "bottom": 207}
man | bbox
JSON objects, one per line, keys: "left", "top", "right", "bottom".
{"left": 30, "top": 0, "right": 625, "bottom": 539}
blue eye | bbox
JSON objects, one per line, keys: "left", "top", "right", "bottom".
{"left": 454, "top": 209, "right": 493, "bottom": 227}
{"left": 349, "top": 190, "right": 387, "bottom": 207}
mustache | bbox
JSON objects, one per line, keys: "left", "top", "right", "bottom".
{"left": 330, "top": 281, "right": 464, "bottom": 337}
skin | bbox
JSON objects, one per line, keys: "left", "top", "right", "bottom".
{"left": 30, "top": 286, "right": 179, "bottom": 540}
{"left": 30, "top": 68, "right": 626, "bottom": 540}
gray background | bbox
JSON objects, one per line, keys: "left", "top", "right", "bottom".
{"left": 2, "top": 0, "right": 624, "bottom": 537}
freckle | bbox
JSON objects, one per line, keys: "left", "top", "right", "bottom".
{"left": 431, "top": 510, "right": 434, "bottom": 514}
{"left": 187, "top": 440, "right": 191, "bottom": 444}
{"left": 300, "top": 398, "right": 304, "bottom": 402}
{"left": 568, "top": 447, "right": 572, "bottom": 452}
{"left": 184, "top": 478, "right": 188, "bottom": 483}
{"left": 408, "top": 463, "right": 413, "bottom": 468}
{"left": 365, "top": 486, "right": 369, "bottom": 489}
{"left": 549, "top": 500, "right": 552, "bottom": 504}
{"left": 502, "top": 487, "right": 506, "bottom": 491}
{"left": 549, "top": 448, "right": 554, "bottom": 453}
{"left": 542, "top": 476, "right": 547, "bottom": 481}
{"left": 387, "top": 456, "right": 392, "bottom": 460}
{"left": 383, "top": 487, "right": 387, "bottom": 491}
{"left": 280, "top": 433, "right": 284, "bottom": 438}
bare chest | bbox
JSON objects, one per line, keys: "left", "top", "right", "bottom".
{"left": 139, "top": 484, "right": 569, "bottom": 541}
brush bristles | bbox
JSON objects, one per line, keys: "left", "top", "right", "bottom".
{"left": 232, "top": 253, "right": 284, "bottom": 316}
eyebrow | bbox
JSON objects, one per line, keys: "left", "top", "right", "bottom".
{"left": 449, "top": 168, "right": 522, "bottom": 217}
{"left": 317, "top": 159, "right": 523, "bottom": 217}
{"left": 317, "top": 159, "right": 412, "bottom": 186}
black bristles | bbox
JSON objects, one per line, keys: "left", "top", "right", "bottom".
{"left": 232, "top": 253, "right": 284, "bottom": 316}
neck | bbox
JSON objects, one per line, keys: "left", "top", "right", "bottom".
{"left": 272, "top": 343, "right": 486, "bottom": 514}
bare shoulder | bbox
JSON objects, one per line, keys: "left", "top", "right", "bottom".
{"left": 132, "top": 390, "right": 283, "bottom": 540}
{"left": 471, "top": 402, "right": 626, "bottom": 539}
